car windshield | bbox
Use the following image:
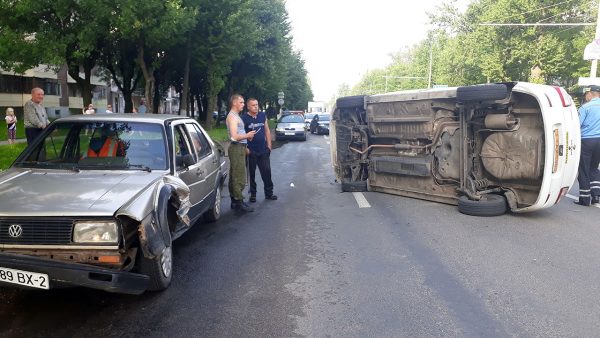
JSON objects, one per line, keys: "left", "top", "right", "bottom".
{"left": 14, "top": 121, "right": 168, "bottom": 171}
{"left": 318, "top": 114, "right": 330, "bottom": 121}
{"left": 304, "top": 113, "right": 316, "bottom": 121}
{"left": 279, "top": 115, "right": 304, "bottom": 123}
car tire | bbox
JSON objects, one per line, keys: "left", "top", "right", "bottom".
{"left": 341, "top": 180, "right": 368, "bottom": 192}
{"left": 203, "top": 185, "right": 222, "bottom": 222}
{"left": 456, "top": 84, "right": 508, "bottom": 102}
{"left": 457, "top": 194, "right": 507, "bottom": 217}
{"left": 139, "top": 240, "right": 173, "bottom": 291}
{"left": 336, "top": 95, "right": 365, "bottom": 109}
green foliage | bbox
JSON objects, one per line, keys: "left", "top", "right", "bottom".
{"left": 350, "top": 0, "right": 596, "bottom": 94}
{"left": 0, "top": 143, "right": 27, "bottom": 171}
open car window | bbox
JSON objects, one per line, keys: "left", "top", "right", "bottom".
{"left": 15, "top": 121, "right": 167, "bottom": 171}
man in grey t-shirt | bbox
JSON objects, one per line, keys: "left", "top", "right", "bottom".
{"left": 23, "top": 87, "right": 50, "bottom": 144}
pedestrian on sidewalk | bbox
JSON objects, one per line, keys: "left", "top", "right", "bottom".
{"left": 5, "top": 107, "right": 17, "bottom": 144}
{"left": 84, "top": 104, "right": 96, "bottom": 114}
{"left": 23, "top": 87, "right": 49, "bottom": 144}
{"left": 575, "top": 85, "right": 600, "bottom": 206}
{"left": 242, "top": 98, "right": 277, "bottom": 202}
{"left": 226, "top": 93, "right": 257, "bottom": 213}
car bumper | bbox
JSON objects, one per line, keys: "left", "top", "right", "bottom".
{"left": 276, "top": 131, "right": 305, "bottom": 140}
{"left": 0, "top": 252, "right": 149, "bottom": 295}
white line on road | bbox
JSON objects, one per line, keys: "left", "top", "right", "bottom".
{"left": 353, "top": 192, "right": 371, "bottom": 208}
{"left": 566, "top": 193, "right": 600, "bottom": 208}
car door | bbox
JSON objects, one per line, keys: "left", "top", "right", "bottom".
{"left": 173, "top": 123, "right": 204, "bottom": 220}
{"left": 184, "top": 122, "right": 218, "bottom": 210}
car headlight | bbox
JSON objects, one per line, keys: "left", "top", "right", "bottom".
{"left": 73, "top": 221, "right": 118, "bottom": 243}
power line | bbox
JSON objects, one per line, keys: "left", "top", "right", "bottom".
{"left": 480, "top": 23, "right": 593, "bottom": 26}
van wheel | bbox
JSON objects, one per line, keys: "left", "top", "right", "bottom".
{"left": 457, "top": 194, "right": 507, "bottom": 217}
{"left": 457, "top": 84, "right": 508, "bottom": 102}
{"left": 341, "top": 180, "right": 368, "bottom": 192}
{"left": 336, "top": 95, "right": 365, "bottom": 109}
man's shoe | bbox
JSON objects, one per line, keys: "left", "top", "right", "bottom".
{"left": 592, "top": 196, "right": 599, "bottom": 204}
{"left": 574, "top": 200, "right": 591, "bottom": 206}
{"left": 239, "top": 201, "right": 254, "bottom": 212}
{"left": 265, "top": 194, "right": 278, "bottom": 200}
{"left": 249, "top": 195, "right": 256, "bottom": 203}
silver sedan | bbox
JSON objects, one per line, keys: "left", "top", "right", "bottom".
{"left": 0, "top": 114, "right": 227, "bottom": 294}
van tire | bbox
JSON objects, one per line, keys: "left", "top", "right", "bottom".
{"left": 336, "top": 95, "right": 365, "bottom": 109}
{"left": 457, "top": 84, "right": 508, "bottom": 102}
{"left": 458, "top": 194, "right": 507, "bottom": 217}
{"left": 341, "top": 180, "right": 368, "bottom": 192}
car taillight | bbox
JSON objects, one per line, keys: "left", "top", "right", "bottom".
{"left": 555, "top": 187, "right": 570, "bottom": 204}
{"left": 552, "top": 86, "right": 572, "bottom": 107}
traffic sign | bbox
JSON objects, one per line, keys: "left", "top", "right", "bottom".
{"left": 278, "top": 98, "right": 284, "bottom": 105}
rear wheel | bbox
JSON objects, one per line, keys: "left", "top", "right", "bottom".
{"left": 336, "top": 95, "right": 365, "bottom": 109}
{"left": 341, "top": 180, "right": 368, "bottom": 192}
{"left": 457, "top": 194, "right": 507, "bottom": 217}
{"left": 456, "top": 84, "right": 508, "bottom": 102}
{"left": 203, "top": 185, "right": 222, "bottom": 222}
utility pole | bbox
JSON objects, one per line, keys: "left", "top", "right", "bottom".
{"left": 591, "top": 1, "right": 600, "bottom": 78}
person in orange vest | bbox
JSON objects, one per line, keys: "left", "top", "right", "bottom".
{"left": 87, "top": 130, "right": 125, "bottom": 158}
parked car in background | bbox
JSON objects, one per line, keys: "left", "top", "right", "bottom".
{"left": 0, "top": 114, "right": 227, "bottom": 294}
{"left": 331, "top": 82, "right": 580, "bottom": 216}
{"left": 304, "top": 113, "right": 316, "bottom": 130}
{"left": 310, "top": 114, "right": 330, "bottom": 135}
{"left": 275, "top": 113, "right": 307, "bottom": 141}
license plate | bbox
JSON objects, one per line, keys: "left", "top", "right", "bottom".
{"left": 284, "top": 132, "right": 295, "bottom": 135}
{"left": 0, "top": 266, "right": 49, "bottom": 289}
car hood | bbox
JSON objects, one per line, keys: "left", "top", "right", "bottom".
{"left": 0, "top": 168, "right": 165, "bottom": 216}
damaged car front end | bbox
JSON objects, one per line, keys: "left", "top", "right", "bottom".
{"left": 0, "top": 115, "right": 227, "bottom": 294}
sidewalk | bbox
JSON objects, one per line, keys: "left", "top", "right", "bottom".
{"left": 0, "top": 138, "right": 26, "bottom": 146}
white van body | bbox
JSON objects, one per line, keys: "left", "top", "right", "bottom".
{"left": 330, "top": 82, "right": 580, "bottom": 215}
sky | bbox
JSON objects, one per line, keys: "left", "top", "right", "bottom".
{"left": 285, "top": 0, "right": 471, "bottom": 102}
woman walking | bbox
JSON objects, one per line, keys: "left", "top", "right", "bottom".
{"left": 5, "top": 107, "right": 17, "bottom": 144}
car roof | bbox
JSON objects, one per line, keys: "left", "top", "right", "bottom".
{"left": 56, "top": 113, "right": 195, "bottom": 124}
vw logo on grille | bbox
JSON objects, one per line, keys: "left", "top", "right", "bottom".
{"left": 8, "top": 224, "right": 23, "bottom": 238}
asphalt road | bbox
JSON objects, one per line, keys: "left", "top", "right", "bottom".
{"left": 1, "top": 133, "right": 600, "bottom": 337}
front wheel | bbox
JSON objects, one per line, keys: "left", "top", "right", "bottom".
{"left": 457, "top": 194, "right": 507, "bottom": 217}
{"left": 139, "top": 243, "right": 173, "bottom": 291}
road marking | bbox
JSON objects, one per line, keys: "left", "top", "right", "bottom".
{"left": 566, "top": 193, "right": 600, "bottom": 208}
{"left": 353, "top": 192, "right": 371, "bottom": 208}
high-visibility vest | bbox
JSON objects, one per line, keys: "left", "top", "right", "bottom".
{"left": 88, "top": 138, "right": 122, "bottom": 157}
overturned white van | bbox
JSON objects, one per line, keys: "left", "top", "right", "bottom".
{"left": 331, "top": 82, "right": 580, "bottom": 216}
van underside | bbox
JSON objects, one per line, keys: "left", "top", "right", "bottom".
{"left": 331, "top": 83, "right": 547, "bottom": 214}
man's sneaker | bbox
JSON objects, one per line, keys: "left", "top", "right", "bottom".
{"left": 265, "top": 194, "right": 278, "bottom": 200}
{"left": 592, "top": 196, "right": 599, "bottom": 204}
{"left": 249, "top": 195, "right": 257, "bottom": 203}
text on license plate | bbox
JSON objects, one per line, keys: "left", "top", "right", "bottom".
{"left": 0, "top": 266, "right": 49, "bottom": 289}
{"left": 284, "top": 132, "right": 295, "bottom": 135}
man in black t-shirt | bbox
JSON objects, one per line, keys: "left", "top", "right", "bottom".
{"left": 242, "top": 98, "right": 277, "bottom": 202}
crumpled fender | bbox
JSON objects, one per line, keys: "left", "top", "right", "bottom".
{"left": 117, "top": 176, "right": 191, "bottom": 259}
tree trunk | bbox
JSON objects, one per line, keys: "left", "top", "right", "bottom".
{"left": 137, "top": 45, "right": 155, "bottom": 113}
{"left": 67, "top": 62, "right": 94, "bottom": 111}
{"left": 180, "top": 37, "right": 192, "bottom": 116}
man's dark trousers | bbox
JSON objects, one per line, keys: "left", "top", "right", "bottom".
{"left": 577, "top": 137, "right": 600, "bottom": 205}
{"left": 248, "top": 151, "right": 274, "bottom": 197}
